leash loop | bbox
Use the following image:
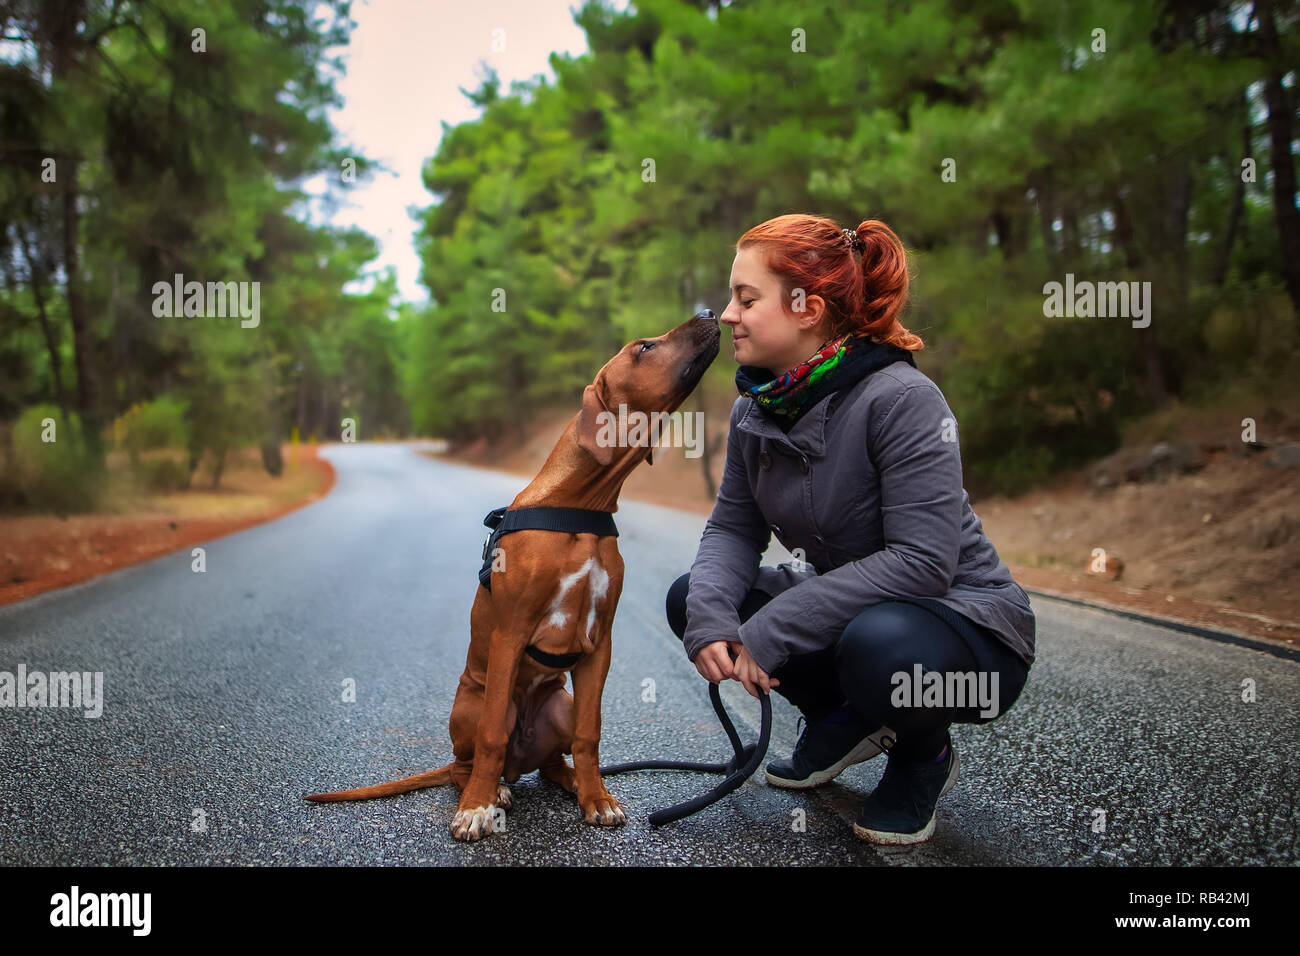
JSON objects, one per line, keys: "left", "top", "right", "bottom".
{"left": 600, "top": 682, "right": 772, "bottom": 827}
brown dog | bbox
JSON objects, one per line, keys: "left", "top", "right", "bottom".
{"left": 304, "top": 310, "right": 720, "bottom": 840}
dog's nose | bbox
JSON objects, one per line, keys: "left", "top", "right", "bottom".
{"left": 692, "top": 308, "right": 716, "bottom": 322}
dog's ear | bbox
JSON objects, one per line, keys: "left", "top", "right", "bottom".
{"left": 577, "top": 378, "right": 614, "bottom": 466}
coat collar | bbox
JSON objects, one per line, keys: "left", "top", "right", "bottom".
{"left": 735, "top": 387, "right": 842, "bottom": 457}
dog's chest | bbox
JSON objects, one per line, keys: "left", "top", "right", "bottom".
{"left": 526, "top": 555, "right": 613, "bottom": 655}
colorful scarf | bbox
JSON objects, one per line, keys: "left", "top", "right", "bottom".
{"left": 735, "top": 332, "right": 917, "bottom": 427}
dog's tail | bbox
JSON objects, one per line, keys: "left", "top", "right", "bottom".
{"left": 303, "top": 762, "right": 455, "bottom": 802}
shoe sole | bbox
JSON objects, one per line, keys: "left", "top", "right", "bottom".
{"left": 764, "top": 727, "right": 893, "bottom": 790}
{"left": 852, "top": 747, "right": 960, "bottom": 846}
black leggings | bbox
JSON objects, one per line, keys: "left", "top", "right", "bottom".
{"left": 665, "top": 572, "right": 1030, "bottom": 761}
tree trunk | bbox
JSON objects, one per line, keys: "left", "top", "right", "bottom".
{"left": 1255, "top": 0, "right": 1300, "bottom": 312}
{"left": 45, "top": 0, "right": 100, "bottom": 439}
{"left": 1032, "top": 171, "right": 1059, "bottom": 272}
{"left": 18, "top": 231, "right": 68, "bottom": 415}
{"left": 1215, "top": 107, "right": 1252, "bottom": 286}
{"left": 211, "top": 447, "right": 226, "bottom": 489}
{"left": 62, "top": 158, "right": 100, "bottom": 435}
{"left": 1109, "top": 188, "right": 1141, "bottom": 270}
{"left": 697, "top": 395, "right": 718, "bottom": 501}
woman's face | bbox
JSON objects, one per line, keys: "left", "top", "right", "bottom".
{"left": 720, "top": 247, "right": 828, "bottom": 376}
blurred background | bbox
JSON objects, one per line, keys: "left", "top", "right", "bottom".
{"left": 0, "top": 0, "right": 1297, "bottom": 638}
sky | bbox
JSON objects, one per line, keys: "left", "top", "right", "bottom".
{"left": 306, "top": 0, "right": 629, "bottom": 305}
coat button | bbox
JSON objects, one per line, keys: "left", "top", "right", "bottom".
{"left": 770, "top": 524, "right": 782, "bottom": 537}
{"left": 812, "top": 534, "right": 825, "bottom": 549}
{"left": 800, "top": 456, "right": 810, "bottom": 474}
{"left": 759, "top": 452, "right": 771, "bottom": 470}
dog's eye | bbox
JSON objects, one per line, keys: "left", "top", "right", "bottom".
{"left": 639, "top": 341, "right": 656, "bottom": 354}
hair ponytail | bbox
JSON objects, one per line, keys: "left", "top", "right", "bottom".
{"left": 853, "top": 220, "right": 923, "bottom": 350}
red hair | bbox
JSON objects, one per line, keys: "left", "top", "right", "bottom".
{"left": 736, "top": 213, "right": 923, "bottom": 351}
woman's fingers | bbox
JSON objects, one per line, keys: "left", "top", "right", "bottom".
{"left": 697, "top": 643, "right": 733, "bottom": 683}
{"left": 736, "top": 669, "right": 758, "bottom": 698}
{"left": 734, "top": 656, "right": 763, "bottom": 698}
{"left": 713, "top": 645, "right": 734, "bottom": 680}
{"left": 727, "top": 644, "right": 774, "bottom": 697}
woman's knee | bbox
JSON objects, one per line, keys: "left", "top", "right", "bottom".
{"left": 835, "top": 602, "right": 957, "bottom": 678}
{"left": 834, "top": 602, "right": 976, "bottom": 723}
{"left": 665, "top": 572, "right": 776, "bottom": 642}
{"left": 665, "top": 572, "right": 691, "bottom": 640}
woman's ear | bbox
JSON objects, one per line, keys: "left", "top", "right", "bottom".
{"left": 800, "top": 295, "right": 829, "bottom": 332}
{"left": 576, "top": 378, "right": 614, "bottom": 466}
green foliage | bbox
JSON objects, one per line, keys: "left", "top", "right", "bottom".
{"left": 181, "top": 322, "right": 271, "bottom": 488}
{"left": 113, "top": 396, "right": 191, "bottom": 459}
{"left": 1202, "top": 274, "right": 1297, "bottom": 377}
{"left": 2, "top": 0, "right": 1297, "bottom": 503}
{"left": 9, "top": 404, "right": 103, "bottom": 511}
{"left": 0, "top": 0, "right": 400, "bottom": 503}
{"left": 133, "top": 454, "right": 192, "bottom": 492}
{"left": 401, "top": 0, "right": 1299, "bottom": 494}
{"left": 110, "top": 394, "right": 193, "bottom": 490}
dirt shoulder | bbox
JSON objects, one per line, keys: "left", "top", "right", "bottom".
{"left": 0, "top": 443, "right": 335, "bottom": 608}
{"left": 429, "top": 406, "right": 1300, "bottom": 653}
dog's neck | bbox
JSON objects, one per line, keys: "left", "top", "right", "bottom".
{"left": 510, "top": 415, "right": 647, "bottom": 513}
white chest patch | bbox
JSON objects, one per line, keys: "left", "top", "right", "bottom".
{"left": 543, "top": 556, "right": 609, "bottom": 641}
{"left": 585, "top": 563, "right": 610, "bottom": 640}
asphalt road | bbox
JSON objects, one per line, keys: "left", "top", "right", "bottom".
{"left": 1, "top": 442, "right": 1296, "bottom": 866}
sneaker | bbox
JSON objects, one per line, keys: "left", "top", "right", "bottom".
{"left": 852, "top": 738, "right": 960, "bottom": 845}
{"left": 764, "top": 706, "right": 892, "bottom": 790}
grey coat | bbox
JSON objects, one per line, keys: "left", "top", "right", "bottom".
{"left": 683, "top": 360, "right": 1036, "bottom": 676}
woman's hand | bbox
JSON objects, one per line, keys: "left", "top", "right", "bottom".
{"left": 731, "top": 644, "right": 780, "bottom": 699}
{"left": 693, "top": 640, "right": 737, "bottom": 684}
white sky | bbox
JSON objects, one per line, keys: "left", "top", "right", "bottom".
{"left": 306, "top": 0, "right": 629, "bottom": 305}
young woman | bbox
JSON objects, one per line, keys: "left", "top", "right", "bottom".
{"left": 664, "top": 213, "right": 1035, "bottom": 845}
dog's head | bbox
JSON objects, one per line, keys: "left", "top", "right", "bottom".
{"left": 577, "top": 309, "right": 720, "bottom": 467}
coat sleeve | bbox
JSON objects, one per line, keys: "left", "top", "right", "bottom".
{"left": 736, "top": 383, "right": 963, "bottom": 676}
{"left": 681, "top": 399, "right": 771, "bottom": 662}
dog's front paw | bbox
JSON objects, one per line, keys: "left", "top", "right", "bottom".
{"left": 451, "top": 805, "right": 498, "bottom": 842}
{"left": 580, "top": 792, "right": 627, "bottom": 827}
{"left": 496, "top": 784, "right": 512, "bottom": 809}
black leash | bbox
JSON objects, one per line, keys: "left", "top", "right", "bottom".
{"left": 600, "top": 681, "right": 771, "bottom": 827}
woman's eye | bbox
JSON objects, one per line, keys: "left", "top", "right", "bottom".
{"left": 742, "top": 300, "right": 754, "bottom": 308}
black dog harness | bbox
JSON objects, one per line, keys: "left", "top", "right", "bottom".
{"left": 478, "top": 505, "right": 620, "bottom": 669}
